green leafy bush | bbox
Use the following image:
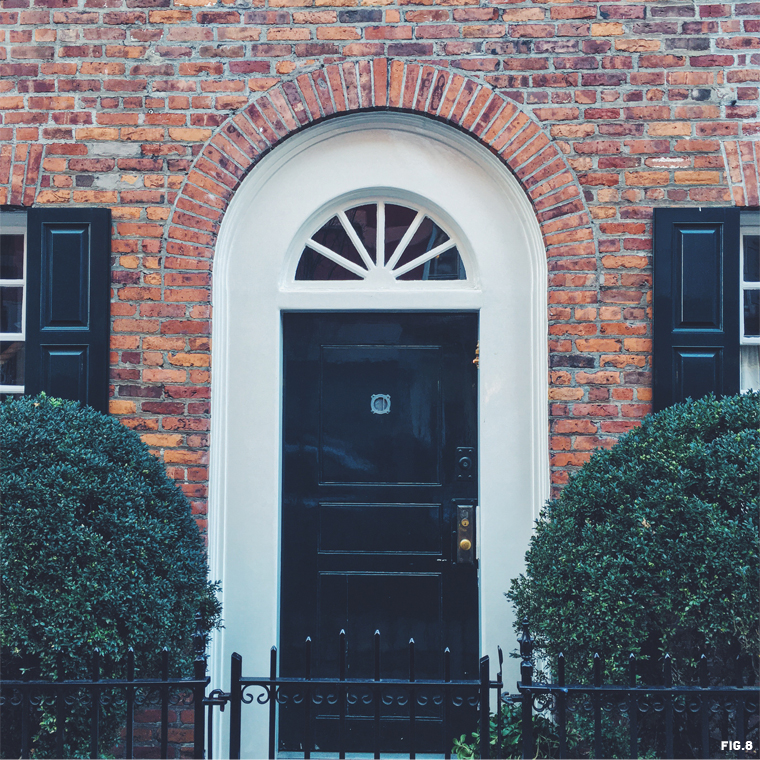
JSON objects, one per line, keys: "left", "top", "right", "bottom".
{"left": 452, "top": 702, "right": 578, "bottom": 759}
{"left": 508, "top": 392, "right": 759, "bottom": 755}
{"left": 0, "top": 394, "right": 221, "bottom": 758}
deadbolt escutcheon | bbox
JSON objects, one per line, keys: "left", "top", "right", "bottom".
{"left": 456, "top": 447, "right": 475, "bottom": 481}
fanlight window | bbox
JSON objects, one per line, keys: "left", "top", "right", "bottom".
{"left": 295, "top": 202, "right": 466, "bottom": 282}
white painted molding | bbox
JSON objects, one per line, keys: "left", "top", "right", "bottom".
{"left": 209, "top": 112, "right": 549, "bottom": 757}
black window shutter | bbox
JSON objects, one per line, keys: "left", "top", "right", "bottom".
{"left": 653, "top": 207, "right": 740, "bottom": 412}
{"left": 25, "top": 208, "right": 111, "bottom": 414}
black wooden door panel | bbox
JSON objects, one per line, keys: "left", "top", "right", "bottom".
{"left": 280, "top": 312, "right": 478, "bottom": 753}
{"left": 317, "top": 503, "right": 443, "bottom": 554}
{"left": 320, "top": 346, "right": 441, "bottom": 485}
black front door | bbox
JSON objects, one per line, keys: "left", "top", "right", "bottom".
{"left": 280, "top": 312, "right": 479, "bottom": 752}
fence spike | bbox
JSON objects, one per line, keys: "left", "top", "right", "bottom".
{"left": 126, "top": 648, "right": 135, "bottom": 760}
{"left": 268, "top": 647, "right": 277, "bottom": 760}
{"left": 593, "top": 652, "right": 602, "bottom": 687}
{"left": 628, "top": 654, "right": 638, "bottom": 759}
{"left": 304, "top": 637, "right": 312, "bottom": 760}
{"left": 338, "top": 631, "right": 347, "bottom": 759}
{"left": 699, "top": 653, "right": 708, "bottom": 688}
{"left": 339, "top": 630, "right": 346, "bottom": 681}
{"left": 373, "top": 631, "right": 381, "bottom": 760}
{"left": 557, "top": 652, "right": 567, "bottom": 759}
{"left": 160, "top": 648, "right": 169, "bottom": 760}
{"left": 56, "top": 653, "right": 65, "bottom": 760}
{"left": 374, "top": 631, "right": 380, "bottom": 681}
{"left": 592, "top": 653, "right": 602, "bottom": 758}
{"left": 90, "top": 649, "right": 101, "bottom": 759}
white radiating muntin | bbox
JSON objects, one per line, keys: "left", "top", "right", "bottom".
{"left": 304, "top": 202, "right": 459, "bottom": 282}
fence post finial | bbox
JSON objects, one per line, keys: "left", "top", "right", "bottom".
{"left": 192, "top": 612, "right": 206, "bottom": 760}
{"left": 518, "top": 620, "right": 534, "bottom": 760}
{"left": 193, "top": 612, "right": 207, "bottom": 676}
{"left": 519, "top": 618, "right": 533, "bottom": 687}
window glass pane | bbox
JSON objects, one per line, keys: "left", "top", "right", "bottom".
{"left": 0, "top": 341, "right": 24, "bottom": 386}
{"left": 392, "top": 215, "right": 449, "bottom": 272}
{"left": 385, "top": 204, "right": 420, "bottom": 255}
{"left": 743, "top": 233, "right": 759, "bottom": 283}
{"left": 345, "top": 204, "right": 376, "bottom": 262}
{"left": 295, "top": 247, "right": 362, "bottom": 280}
{"left": 398, "top": 247, "right": 467, "bottom": 281}
{"left": 0, "top": 234, "right": 24, "bottom": 280}
{"left": 740, "top": 345, "right": 760, "bottom": 393}
{"left": 744, "top": 289, "right": 760, "bottom": 337}
{"left": 0, "top": 286, "right": 23, "bottom": 333}
{"left": 295, "top": 215, "right": 367, "bottom": 281}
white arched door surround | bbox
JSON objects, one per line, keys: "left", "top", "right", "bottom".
{"left": 208, "top": 112, "right": 548, "bottom": 757}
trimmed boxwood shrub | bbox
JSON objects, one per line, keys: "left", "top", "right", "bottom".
{"left": 507, "top": 392, "right": 759, "bottom": 756}
{"left": 0, "top": 394, "right": 221, "bottom": 758}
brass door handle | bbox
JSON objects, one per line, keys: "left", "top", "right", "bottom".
{"left": 456, "top": 504, "right": 475, "bottom": 564}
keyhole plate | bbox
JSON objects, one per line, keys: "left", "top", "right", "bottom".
{"left": 370, "top": 393, "right": 391, "bottom": 415}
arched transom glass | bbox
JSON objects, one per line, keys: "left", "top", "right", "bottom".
{"left": 295, "top": 202, "right": 466, "bottom": 283}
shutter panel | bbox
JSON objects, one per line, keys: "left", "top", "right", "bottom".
{"left": 653, "top": 207, "right": 740, "bottom": 412}
{"left": 25, "top": 208, "right": 111, "bottom": 413}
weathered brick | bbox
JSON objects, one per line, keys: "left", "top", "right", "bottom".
{"left": 2, "top": 2, "right": 751, "bottom": 524}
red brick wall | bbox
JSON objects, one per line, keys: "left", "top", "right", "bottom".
{"left": 2, "top": 0, "right": 758, "bottom": 512}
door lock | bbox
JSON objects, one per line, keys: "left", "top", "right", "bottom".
{"left": 456, "top": 504, "right": 475, "bottom": 564}
{"left": 456, "top": 447, "right": 475, "bottom": 480}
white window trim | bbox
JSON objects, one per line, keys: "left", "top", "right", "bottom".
{"left": 740, "top": 223, "right": 759, "bottom": 345}
{"left": 0, "top": 212, "right": 27, "bottom": 394}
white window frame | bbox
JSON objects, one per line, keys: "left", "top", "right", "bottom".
{"left": 740, "top": 222, "right": 759, "bottom": 346}
{"left": 0, "top": 212, "right": 27, "bottom": 394}
{"left": 291, "top": 198, "right": 471, "bottom": 286}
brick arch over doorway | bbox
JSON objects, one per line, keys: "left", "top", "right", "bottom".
{"left": 160, "top": 60, "right": 611, "bottom": 509}
{"left": 168, "top": 59, "right": 595, "bottom": 266}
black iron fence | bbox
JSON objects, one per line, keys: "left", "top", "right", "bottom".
{"left": 515, "top": 619, "right": 760, "bottom": 760}
{"left": 208, "top": 630, "right": 504, "bottom": 759}
{"left": 0, "top": 619, "right": 208, "bottom": 759}
{"left": 3, "top": 619, "right": 759, "bottom": 759}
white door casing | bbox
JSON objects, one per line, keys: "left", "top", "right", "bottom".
{"left": 208, "top": 112, "right": 548, "bottom": 757}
